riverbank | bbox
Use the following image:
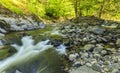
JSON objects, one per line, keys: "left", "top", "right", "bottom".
{"left": 0, "top": 14, "right": 120, "bottom": 73}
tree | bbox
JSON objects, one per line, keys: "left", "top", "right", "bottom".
{"left": 71, "top": 0, "right": 81, "bottom": 17}
{"left": 99, "top": 0, "right": 105, "bottom": 18}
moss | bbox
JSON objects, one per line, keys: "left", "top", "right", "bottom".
{"left": 26, "top": 27, "right": 53, "bottom": 36}
{"left": 4, "top": 26, "right": 54, "bottom": 45}
{"left": 4, "top": 32, "right": 21, "bottom": 45}
{"left": 0, "top": 45, "right": 16, "bottom": 60}
{"left": 0, "top": 20, "right": 10, "bottom": 30}
{"left": 50, "top": 35, "right": 63, "bottom": 40}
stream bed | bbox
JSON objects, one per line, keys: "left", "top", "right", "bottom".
{"left": 0, "top": 16, "right": 120, "bottom": 73}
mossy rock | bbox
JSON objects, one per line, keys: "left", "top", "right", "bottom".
{"left": 0, "top": 19, "right": 10, "bottom": 30}
{"left": 50, "top": 35, "right": 63, "bottom": 40}
{"left": 0, "top": 45, "right": 16, "bottom": 60}
{"left": 3, "top": 32, "right": 22, "bottom": 45}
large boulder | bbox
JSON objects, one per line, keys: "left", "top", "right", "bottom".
{"left": 0, "top": 20, "right": 10, "bottom": 33}
{"left": 0, "top": 15, "right": 45, "bottom": 31}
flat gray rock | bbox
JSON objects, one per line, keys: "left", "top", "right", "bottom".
{"left": 70, "top": 65, "right": 100, "bottom": 73}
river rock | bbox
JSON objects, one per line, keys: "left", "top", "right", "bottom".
{"left": 69, "top": 53, "right": 79, "bottom": 61}
{"left": 112, "top": 69, "right": 120, "bottom": 73}
{"left": 38, "top": 22, "right": 45, "bottom": 29}
{"left": 0, "top": 27, "right": 7, "bottom": 33}
{"left": 15, "top": 70, "right": 22, "bottom": 73}
{"left": 81, "top": 52, "right": 89, "bottom": 58}
{"left": 0, "top": 15, "right": 45, "bottom": 31}
{"left": 0, "top": 33, "right": 5, "bottom": 38}
{"left": 93, "top": 44, "right": 104, "bottom": 53}
{"left": 70, "top": 65, "right": 100, "bottom": 73}
{"left": 92, "top": 64, "right": 102, "bottom": 72}
{"left": 83, "top": 44, "right": 95, "bottom": 51}
{"left": 88, "top": 26, "right": 105, "bottom": 35}
{"left": 116, "top": 39, "right": 120, "bottom": 47}
{"left": 73, "top": 61, "right": 81, "bottom": 67}
{"left": 101, "top": 50, "right": 107, "bottom": 56}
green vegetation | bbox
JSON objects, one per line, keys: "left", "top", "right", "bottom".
{"left": 0, "top": 0, "right": 120, "bottom": 21}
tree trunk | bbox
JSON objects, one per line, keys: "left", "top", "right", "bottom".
{"left": 74, "top": 0, "right": 81, "bottom": 18}
{"left": 74, "top": 0, "right": 78, "bottom": 17}
{"left": 99, "top": 0, "right": 105, "bottom": 18}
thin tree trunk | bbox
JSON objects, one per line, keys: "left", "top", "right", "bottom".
{"left": 99, "top": 0, "right": 105, "bottom": 18}
{"left": 74, "top": 0, "right": 78, "bottom": 18}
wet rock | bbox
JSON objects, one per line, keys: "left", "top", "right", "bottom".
{"left": 88, "top": 26, "right": 105, "bottom": 35}
{"left": 0, "top": 27, "right": 7, "bottom": 33}
{"left": 79, "top": 60, "right": 86, "bottom": 65}
{"left": 70, "top": 65, "right": 99, "bottom": 73}
{"left": 112, "top": 69, "right": 120, "bottom": 73}
{"left": 0, "top": 33, "right": 5, "bottom": 38}
{"left": 38, "top": 22, "right": 45, "bottom": 29}
{"left": 15, "top": 70, "right": 22, "bottom": 73}
{"left": 104, "top": 35, "right": 112, "bottom": 42}
{"left": 0, "top": 16, "right": 45, "bottom": 31}
{"left": 83, "top": 44, "right": 95, "bottom": 51}
{"left": 69, "top": 53, "right": 79, "bottom": 61}
{"left": 90, "top": 59, "right": 97, "bottom": 65}
{"left": 73, "top": 61, "right": 81, "bottom": 67}
{"left": 112, "top": 55, "right": 120, "bottom": 63}
{"left": 116, "top": 39, "right": 120, "bottom": 47}
{"left": 93, "top": 53, "right": 101, "bottom": 58}
{"left": 81, "top": 52, "right": 89, "bottom": 58}
{"left": 51, "top": 40, "right": 62, "bottom": 47}
{"left": 100, "top": 37, "right": 108, "bottom": 42}
{"left": 92, "top": 64, "right": 102, "bottom": 72}
{"left": 101, "top": 50, "right": 107, "bottom": 56}
{"left": 93, "top": 44, "right": 104, "bottom": 53}
{"left": 90, "top": 40, "right": 96, "bottom": 43}
{"left": 0, "top": 19, "right": 10, "bottom": 31}
{"left": 86, "top": 62, "right": 92, "bottom": 67}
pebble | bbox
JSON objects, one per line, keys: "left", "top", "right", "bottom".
{"left": 92, "top": 64, "right": 102, "bottom": 72}
{"left": 116, "top": 39, "right": 120, "bottom": 47}
{"left": 73, "top": 61, "right": 81, "bottom": 67}
{"left": 81, "top": 52, "right": 89, "bottom": 58}
{"left": 101, "top": 50, "right": 107, "bottom": 55}
{"left": 93, "top": 44, "right": 104, "bottom": 53}
{"left": 93, "top": 53, "right": 101, "bottom": 58}
{"left": 83, "top": 44, "right": 95, "bottom": 51}
{"left": 91, "top": 59, "right": 97, "bottom": 64}
{"left": 69, "top": 53, "right": 79, "bottom": 61}
{"left": 86, "top": 62, "right": 92, "bottom": 67}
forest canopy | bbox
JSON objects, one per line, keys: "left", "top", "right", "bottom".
{"left": 0, "top": 0, "right": 120, "bottom": 21}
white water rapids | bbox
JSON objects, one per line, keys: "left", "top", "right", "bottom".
{"left": 0, "top": 36, "right": 66, "bottom": 73}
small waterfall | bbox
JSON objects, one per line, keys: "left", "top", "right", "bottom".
{"left": 0, "top": 36, "right": 52, "bottom": 73}
{"left": 0, "top": 36, "right": 66, "bottom": 73}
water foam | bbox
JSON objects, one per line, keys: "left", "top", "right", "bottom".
{"left": 0, "top": 36, "right": 52, "bottom": 73}
{"left": 0, "top": 36, "right": 66, "bottom": 73}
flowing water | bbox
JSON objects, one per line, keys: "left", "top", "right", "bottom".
{"left": 0, "top": 27, "right": 66, "bottom": 73}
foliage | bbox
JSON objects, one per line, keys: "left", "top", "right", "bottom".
{"left": 45, "top": 0, "right": 74, "bottom": 18}
{"left": 0, "top": 0, "right": 24, "bottom": 14}
{"left": 0, "top": 0, "right": 120, "bottom": 20}
{"left": 26, "top": 0, "right": 45, "bottom": 17}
